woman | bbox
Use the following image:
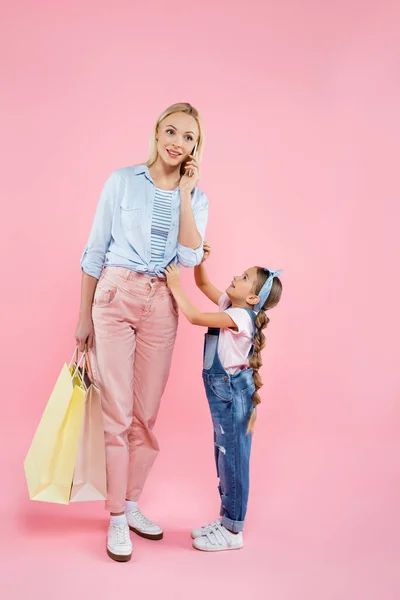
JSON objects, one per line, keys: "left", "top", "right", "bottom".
{"left": 75, "top": 103, "right": 208, "bottom": 562}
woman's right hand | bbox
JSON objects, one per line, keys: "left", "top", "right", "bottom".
{"left": 75, "top": 313, "right": 94, "bottom": 352}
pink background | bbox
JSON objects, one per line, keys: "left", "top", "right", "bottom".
{"left": 1, "top": 1, "right": 399, "bottom": 598}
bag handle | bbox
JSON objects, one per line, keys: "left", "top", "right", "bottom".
{"left": 83, "top": 343, "right": 95, "bottom": 383}
{"left": 69, "top": 345, "right": 95, "bottom": 388}
{"left": 69, "top": 346, "right": 79, "bottom": 368}
{"left": 69, "top": 346, "right": 87, "bottom": 384}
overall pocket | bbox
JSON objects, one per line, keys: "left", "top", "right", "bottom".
{"left": 209, "top": 375, "right": 232, "bottom": 402}
{"left": 241, "top": 383, "right": 255, "bottom": 418}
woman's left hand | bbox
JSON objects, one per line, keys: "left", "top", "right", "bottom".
{"left": 180, "top": 156, "right": 201, "bottom": 195}
{"left": 165, "top": 264, "right": 181, "bottom": 289}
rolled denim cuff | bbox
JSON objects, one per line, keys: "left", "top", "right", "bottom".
{"left": 221, "top": 514, "right": 245, "bottom": 533}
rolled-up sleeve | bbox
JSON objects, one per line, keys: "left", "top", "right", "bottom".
{"left": 80, "top": 171, "right": 119, "bottom": 279}
{"left": 177, "top": 191, "right": 209, "bottom": 268}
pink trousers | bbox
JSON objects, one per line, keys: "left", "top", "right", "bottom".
{"left": 91, "top": 267, "right": 178, "bottom": 513}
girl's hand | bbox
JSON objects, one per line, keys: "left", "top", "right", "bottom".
{"left": 201, "top": 240, "right": 211, "bottom": 263}
{"left": 165, "top": 264, "right": 181, "bottom": 289}
{"left": 180, "top": 155, "right": 200, "bottom": 195}
{"left": 75, "top": 314, "right": 93, "bottom": 352}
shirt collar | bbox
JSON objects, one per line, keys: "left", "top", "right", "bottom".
{"left": 135, "top": 164, "right": 153, "bottom": 183}
{"left": 135, "top": 163, "right": 190, "bottom": 193}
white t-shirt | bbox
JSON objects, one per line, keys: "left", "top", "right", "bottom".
{"left": 217, "top": 293, "right": 255, "bottom": 375}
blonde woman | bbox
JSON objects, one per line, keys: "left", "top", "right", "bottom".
{"left": 75, "top": 103, "right": 208, "bottom": 561}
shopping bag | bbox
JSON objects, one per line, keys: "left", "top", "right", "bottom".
{"left": 70, "top": 353, "right": 106, "bottom": 502}
{"left": 24, "top": 350, "right": 87, "bottom": 504}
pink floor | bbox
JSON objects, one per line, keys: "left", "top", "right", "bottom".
{"left": 4, "top": 412, "right": 399, "bottom": 600}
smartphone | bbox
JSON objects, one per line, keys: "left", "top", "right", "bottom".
{"left": 187, "top": 141, "right": 198, "bottom": 177}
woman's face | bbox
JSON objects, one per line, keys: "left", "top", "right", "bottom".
{"left": 156, "top": 112, "right": 199, "bottom": 168}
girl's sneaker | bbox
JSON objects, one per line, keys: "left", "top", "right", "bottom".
{"left": 191, "top": 519, "right": 221, "bottom": 539}
{"left": 192, "top": 522, "right": 244, "bottom": 552}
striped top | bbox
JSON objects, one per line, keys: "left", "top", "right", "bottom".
{"left": 150, "top": 188, "right": 173, "bottom": 263}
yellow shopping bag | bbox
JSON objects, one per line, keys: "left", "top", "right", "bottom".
{"left": 24, "top": 350, "right": 90, "bottom": 504}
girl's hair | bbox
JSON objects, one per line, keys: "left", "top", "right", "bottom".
{"left": 146, "top": 103, "right": 205, "bottom": 174}
{"left": 247, "top": 268, "right": 283, "bottom": 433}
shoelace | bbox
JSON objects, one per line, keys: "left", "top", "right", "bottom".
{"left": 131, "top": 509, "right": 155, "bottom": 528}
{"left": 204, "top": 523, "right": 231, "bottom": 546}
{"left": 113, "top": 524, "right": 129, "bottom": 545}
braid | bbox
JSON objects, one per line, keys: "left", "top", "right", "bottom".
{"left": 243, "top": 266, "right": 283, "bottom": 433}
{"left": 247, "top": 308, "right": 270, "bottom": 434}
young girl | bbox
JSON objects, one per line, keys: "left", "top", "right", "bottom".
{"left": 75, "top": 103, "right": 208, "bottom": 562}
{"left": 165, "top": 247, "right": 282, "bottom": 552}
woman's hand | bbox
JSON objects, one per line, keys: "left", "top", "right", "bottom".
{"left": 180, "top": 155, "right": 200, "bottom": 195}
{"left": 201, "top": 240, "right": 211, "bottom": 263}
{"left": 75, "top": 313, "right": 94, "bottom": 352}
{"left": 165, "top": 264, "right": 181, "bottom": 290}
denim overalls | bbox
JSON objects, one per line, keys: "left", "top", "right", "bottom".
{"left": 202, "top": 308, "right": 256, "bottom": 533}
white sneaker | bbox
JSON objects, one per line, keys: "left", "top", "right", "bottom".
{"left": 191, "top": 519, "right": 221, "bottom": 539}
{"left": 127, "top": 507, "right": 163, "bottom": 540}
{"left": 192, "top": 522, "right": 244, "bottom": 552}
{"left": 106, "top": 523, "right": 132, "bottom": 562}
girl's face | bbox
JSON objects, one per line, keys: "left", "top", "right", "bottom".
{"left": 226, "top": 267, "right": 260, "bottom": 307}
{"left": 156, "top": 112, "right": 199, "bottom": 168}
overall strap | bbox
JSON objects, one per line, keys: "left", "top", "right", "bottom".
{"left": 203, "top": 327, "right": 226, "bottom": 374}
{"left": 207, "top": 327, "right": 221, "bottom": 336}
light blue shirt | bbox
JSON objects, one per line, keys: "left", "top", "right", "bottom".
{"left": 80, "top": 164, "right": 209, "bottom": 279}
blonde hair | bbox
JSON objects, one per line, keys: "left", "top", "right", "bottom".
{"left": 146, "top": 103, "right": 205, "bottom": 169}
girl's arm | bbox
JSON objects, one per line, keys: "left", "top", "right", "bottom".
{"left": 194, "top": 248, "right": 223, "bottom": 305}
{"left": 166, "top": 265, "right": 237, "bottom": 330}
